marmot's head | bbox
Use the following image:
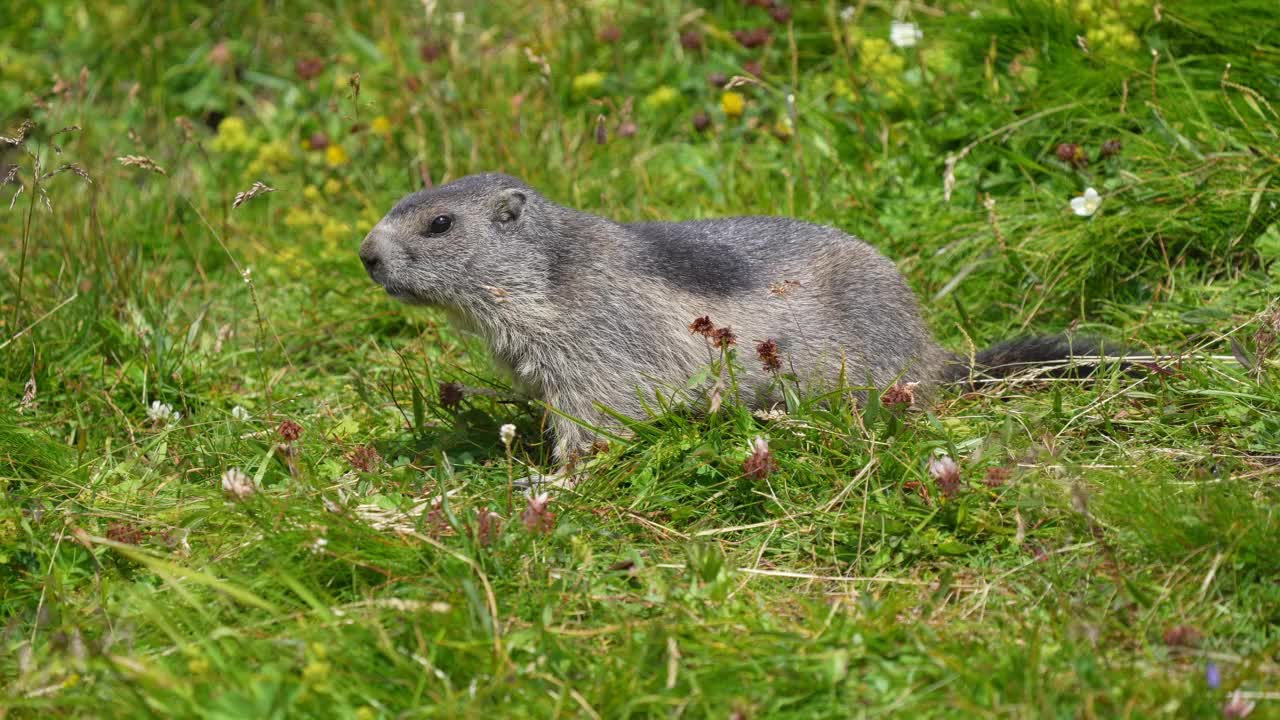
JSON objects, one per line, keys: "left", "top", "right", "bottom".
{"left": 360, "top": 173, "right": 547, "bottom": 309}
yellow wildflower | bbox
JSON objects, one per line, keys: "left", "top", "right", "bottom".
{"left": 371, "top": 115, "right": 392, "bottom": 136}
{"left": 721, "top": 91, "right": 746, "bottom": 118}
{"left": 325, "top": 144, "right": 349, "bottom": 168}
{"left": 285, "top": 207, "right": 320, "bottom": 229}
{"left": 322, "top": 219, "right": 353, "bottom": 245}
{"left": 247, "top": 139, "right": 293, "bottom": 176}
{"left": 302, "top": 659, "right": 330, "bottom": 683}
{"left": 572, "top": 71, "right": 605, "bottom": 96}
{"left": 858, "top": 37, "right": 905, "bottom": 77}
{"left": 303, "top": 185, "right": 322, "bottom": 202}
{"left": 210, "top": 116, "right": 254, "bottom": 153}
{"left": 832, "top": 77, "right": 857, "bottom": 103}
{"left": 643, "top": 85, "right": 679, "bottom": 111}
{"left": 323, "top": 178, "right": 343, "bottom": 196}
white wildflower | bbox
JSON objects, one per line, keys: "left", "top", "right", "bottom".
{"left": 309, "top": 537, "right": 328, "bottom": 554}
{"left": 147, "top": 400, "right": 180, "bottom": 425}
{"left": 499, "top": 423, "right": 517, "bottom": 448}
{"left": 1070, "top": 187, "right": 1102, "bottom": 217}
{"left": 221, "top": 468, "right": 256, "bottom": 499}
{"left": 839, "top": 6, "right": 855, "bottom": 23}
{"left": 241, "top": 266, "right": 253, "bottom": 283}
{"left": 890, "top": 21, "right": 923, "bottom": 48}
{"left": 231, "top": 405, "right": 251, "bottom": 421}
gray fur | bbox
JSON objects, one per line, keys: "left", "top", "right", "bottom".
{"left": 359, "top": 173, "right": 1078, "bottom": 463}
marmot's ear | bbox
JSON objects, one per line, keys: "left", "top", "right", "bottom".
{"left": 494, "top": 188, "right": 526, "bottom": 225}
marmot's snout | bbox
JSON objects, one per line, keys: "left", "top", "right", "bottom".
{"left": 359, "top": 230, "right": 388, "bottom": 284}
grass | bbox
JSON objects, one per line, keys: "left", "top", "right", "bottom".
{"left": 2, "top": 0, "right": 1279, "bottom": 716}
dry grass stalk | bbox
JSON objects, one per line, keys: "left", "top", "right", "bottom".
{"left": 233, "top": 181, "right": 276, "bottom": 208}
{"left": 48, "top": 163, "right": 92, "bottom": 183}
{"left": 0, "top": 120, "right": 35, "bottom": 147}
{"left": 117, "top": 155, "right": 167, "bottom": 175}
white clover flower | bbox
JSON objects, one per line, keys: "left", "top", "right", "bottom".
{"left": 221, "top": 468, "right": 256, "bottom": 499}
{"left": 839, "top": 6, "right": 855, "bottom": 23}
{"left": 1071, "top": 187, "right": 1102, "bottom": 217}
{"left": 147, "top": 400, "right": 178, "bottom": 424}
{"left": 499, "top": 423, "right": 517, "bottom": 448}
{"left": 890, "top": 22, "right": 923, "bottom": 48}
{"left": 231, "top": 405, "right": 251, "bottom": 421}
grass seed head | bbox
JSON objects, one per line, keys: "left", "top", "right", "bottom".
{"left": 0, "top": 119, "right": 35, "bottom": 147}
{"left": 118, "top": 155, "right": 166, "bottom": 175}
{"left": 233, "top": 181, "right": 276, "bottom": 208}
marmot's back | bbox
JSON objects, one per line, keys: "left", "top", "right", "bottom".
{"left": 624, "top": 216, "right": 892, "bottom": 297}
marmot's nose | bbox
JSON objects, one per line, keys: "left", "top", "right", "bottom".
{"left": 359, "top": 235, "right": 384, "bottom": 280}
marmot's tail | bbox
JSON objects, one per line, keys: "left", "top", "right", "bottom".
{"left": 943, "top": 334, "right": 1119, "bottom": 385}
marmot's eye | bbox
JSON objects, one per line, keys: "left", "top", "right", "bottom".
{"left": 429, "top": 215, "right": 452, "bottom": 234}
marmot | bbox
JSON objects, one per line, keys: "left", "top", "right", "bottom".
{"left": 360, "top": 173, "right": 1098, "bottom": 463}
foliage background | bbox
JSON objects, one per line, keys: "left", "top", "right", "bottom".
{"left": 2, "top": 0, "right": 1278, "bottom": 717}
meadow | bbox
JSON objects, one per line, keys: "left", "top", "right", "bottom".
{"left": 2, "top": 0, "right": 1279, "bottom": 717}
